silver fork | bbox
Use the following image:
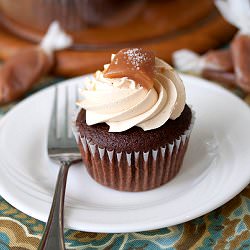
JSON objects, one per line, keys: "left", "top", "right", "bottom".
{"left": 38, "top": 85, "right": 81, "bottom": 250}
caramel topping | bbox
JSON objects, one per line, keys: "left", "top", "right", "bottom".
{"left": 103, "top": 48, "right": 155, "bottom": 89}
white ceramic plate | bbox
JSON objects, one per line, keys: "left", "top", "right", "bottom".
{"left": 0, "top": 74, "right": 250, "bottom": 233}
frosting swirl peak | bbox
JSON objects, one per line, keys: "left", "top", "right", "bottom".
{"left": 77, "top": 48, "right": 186, "bottom": 132}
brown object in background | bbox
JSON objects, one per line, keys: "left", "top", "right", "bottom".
{"left": 204, "top": 49, "right": 233, "bottom": 72}
{"left": 0, "top": 48, "right": 53, "bottom": 104}
{"left": 201, "top": 48, "right": 235, "bottom": 86}
{"left": 231, "top": 34, "right": 250, "bottom": 92}
{"left": 0, "top": 0, "right": 145, "bottom": 37}
{"left": 0, "top": 0, "right": 236, "bottom": 76}
{"left": 202, "top": 69, "right": 236, "bottom": 87}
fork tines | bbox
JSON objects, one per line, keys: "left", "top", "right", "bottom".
{"left": 48, "top": 83, "right": 80, "bottom": 155}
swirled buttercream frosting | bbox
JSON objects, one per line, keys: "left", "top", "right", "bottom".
{"left": 77, "top": 48, "right": 186, "bottom": 132}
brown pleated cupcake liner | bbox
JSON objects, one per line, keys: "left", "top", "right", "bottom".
{"left": 72, "top": 110, "right": 195, "bottom": 192}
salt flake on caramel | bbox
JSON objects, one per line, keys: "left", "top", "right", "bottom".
{"left": 104, "top": 48, "right": 155, "bottom": 90}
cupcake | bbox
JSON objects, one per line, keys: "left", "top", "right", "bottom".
{"left": 73, "top": 48, "right": 194, "bottom": 192}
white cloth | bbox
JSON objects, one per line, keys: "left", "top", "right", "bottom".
{"left": 215, "top": 0, "right": 250, "bottom": 35}
{"left": 40, "top": 21, "right": 73, "bottom": 55}
{"left": 172, "top": 49, "right": 205, "bottom": 74}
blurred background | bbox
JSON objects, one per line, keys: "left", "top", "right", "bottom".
{"left": 0, "top": 0, "right": 236, "bottom": 76}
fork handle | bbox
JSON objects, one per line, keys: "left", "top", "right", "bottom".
{"left": 38, "top": 161, "right": 71, "bottom": 250}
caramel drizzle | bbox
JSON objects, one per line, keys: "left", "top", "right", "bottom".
{"left": 103, "top": 48, "right": 155, "bottom": 89}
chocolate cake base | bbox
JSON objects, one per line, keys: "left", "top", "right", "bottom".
{"left": 74, "top": 105, "right": 193, "bottom": 192}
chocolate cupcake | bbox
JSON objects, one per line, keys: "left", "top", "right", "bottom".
{"left": 73, "top": 48, "right": 194, "bottom": 191}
